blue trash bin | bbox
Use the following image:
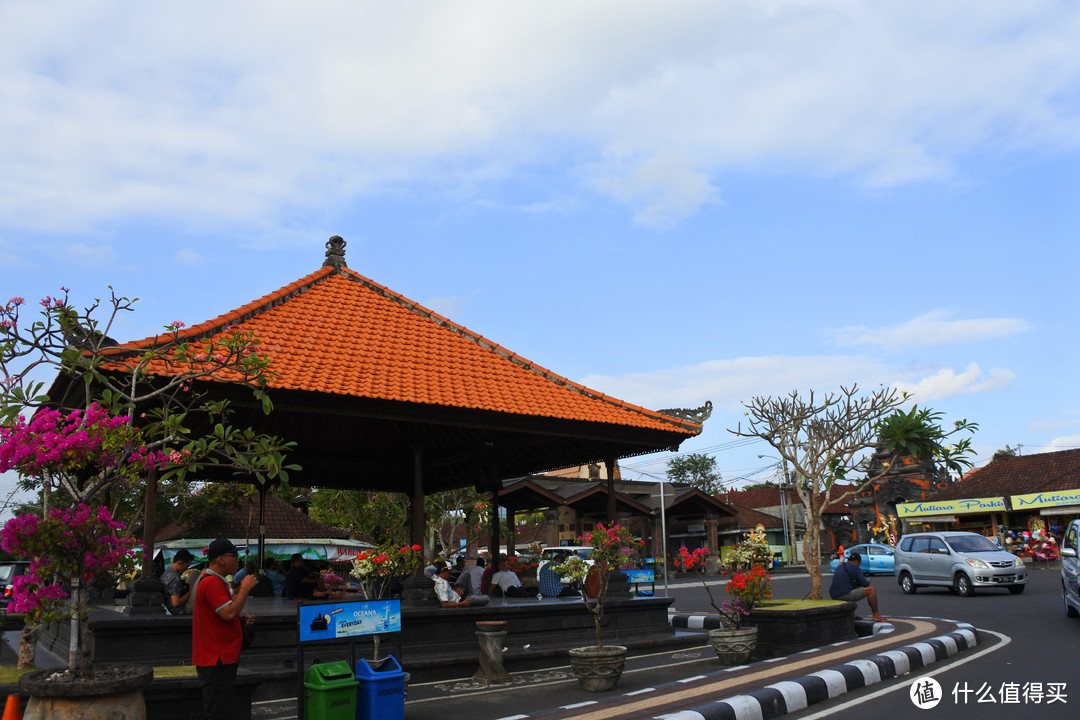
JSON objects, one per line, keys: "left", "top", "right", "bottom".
{"left": 355, "top": 655, "right": 405, "bottom": 720}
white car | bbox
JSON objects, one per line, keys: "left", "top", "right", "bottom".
{"left": 537, "top": 546, "right": 594, "bottom": 583}
{"left": 1061, "top": 520, "right": 1080, "bottom": 617}
{"left": 894, "top": 531, "right": 1027, "bottom": 596}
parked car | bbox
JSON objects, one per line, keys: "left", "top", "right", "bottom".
{"left": 828, "top": 543, "right": 895, "bottom": 575}
{"left": 537, "top": 546, "right": 594, "bottom": 583}
{"left": 1061, "top": 520, "right": 1080, "bottom": 617}
{"left": 0, "top": 561, "right": 30, "bottom": 611}
{"left": 894, "top": 531, "right": 1027, "bottom": 596}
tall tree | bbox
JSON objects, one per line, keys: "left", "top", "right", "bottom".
{"left": 666, "top": 452, "right": 723, "bottom": 494}
{"left": 731, "top": 386, "right": 977, "bottom": 599}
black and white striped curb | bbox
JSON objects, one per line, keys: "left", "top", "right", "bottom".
{"left": 669, "top": 613, "right": 891, "bottom": 637}
{"left": 650, "top": 621, "right": 978, "bottom": 720}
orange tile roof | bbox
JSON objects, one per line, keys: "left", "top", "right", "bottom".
{"left": 115, "top": 265, "right": 703, "bottom": 436}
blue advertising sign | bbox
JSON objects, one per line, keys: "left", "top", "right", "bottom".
{"left": 626, "top": 569, "right": 655, "bottom": 583}
{"left": 298, "top": 599, "right": 401, "bottom": 643}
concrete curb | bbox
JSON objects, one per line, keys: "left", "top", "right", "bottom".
{"left": 648, "top": 621, "right": 978, "bottom": 720}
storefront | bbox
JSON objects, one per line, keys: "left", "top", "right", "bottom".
{"left": 896, "top": 496, "right": 1006, "bottom": 536}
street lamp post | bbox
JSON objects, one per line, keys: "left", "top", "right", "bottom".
{"left": 759, "top": 454, "right": 795, "bottom": 565}
{"left": 658, "top": 480, "right": 670, "bottom": 601}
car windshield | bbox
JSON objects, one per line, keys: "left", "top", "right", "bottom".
{"left": 543, "top": 548, "right": 592, "bottom": 561}
{"left": 0, "top": 565, "right": 20, "bottom": 581}
{"left": 945, "top": 535, "right": 1000, "bottom": 553}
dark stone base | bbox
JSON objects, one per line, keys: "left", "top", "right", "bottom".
{"left": 143, "top": 670, "right": 260, "bottom": 720}
{"left": 124, "top": 578, "right": 166, "bottom": 616}
{"left": 747, "top": 601, "right": 857, "bottom": 659}
{"left": 35, "top": 595, "right": 687, "bottom": 702}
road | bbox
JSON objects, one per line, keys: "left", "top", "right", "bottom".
{"left": 715, "top": 562, "right": 1077, "bottom": 720}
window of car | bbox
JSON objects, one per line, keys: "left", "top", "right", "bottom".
{"left": 945, "top": 534, "right": 999, "bottom": 553}
{"left": 927, "top": 538, "right": 949, "bottom": 554}
{"left": 1066, "top": 525, "right": 1079, "bottom": 553}
{"left": 0, "top": 564, "right": 24, "bottom": 582}
{"left": 867, "top": 546, "right": 884, "bottom": 556}
{"left": 899, "top": 537, "right": 915, "bottom": 552}
{"left": 910, "top": 537, "right": 931, "bottom": 553}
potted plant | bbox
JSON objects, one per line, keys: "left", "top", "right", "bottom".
{"left": 555, "top": 523, "right": 642, "bottom": 691}
{"left": 674, "top": 545, "right": 773, "bottom": 665}
{"left": 350, "top": 543, "right": 423, "bottom": 660}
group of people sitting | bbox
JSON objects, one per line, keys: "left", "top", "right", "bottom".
{"left": 422, "top": 553, "right": 582, "bottom": 608}
{"left": 160, "top": 550, "right": 350, "bottom": 614}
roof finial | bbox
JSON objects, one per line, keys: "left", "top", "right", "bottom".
{"left": 323, "top": 236, "right": 347, "bottom": 269}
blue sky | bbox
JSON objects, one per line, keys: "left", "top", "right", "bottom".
{"left": 2, "top": 1, "right": 1079, "bottom": 510}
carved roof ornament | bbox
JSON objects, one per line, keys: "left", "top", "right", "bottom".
{"left": 322, "top": 235, "right": 347, "bottom": 268}
{"left": 658, "top": 400, "right": 713, "bottom": 424}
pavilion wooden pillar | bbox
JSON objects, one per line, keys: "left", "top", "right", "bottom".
{"left": 402, "top": 437, "right": 438, "bottom": 607}
{"left": 489, "top": 480, "right": 501, "bottom": 563}
{"left": 605, "top": 454, "right": 617, "bottom": 524}
{"left": 411, "top": 441, "right": 426, "bottom": 563}
{"left": 505, "top": 508, "right": 516, "bottom": 556}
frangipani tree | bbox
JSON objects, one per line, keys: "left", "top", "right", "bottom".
{"left": 731, "top": 386, "right": 977, "bottom": 599}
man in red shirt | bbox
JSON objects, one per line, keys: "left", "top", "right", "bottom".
{"left": 193, "top": 538, "right": 259, "bottom": 719}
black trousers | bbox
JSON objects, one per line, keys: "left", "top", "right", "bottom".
{"left": 196, "top": 660, "right": 238, "bottom": 720}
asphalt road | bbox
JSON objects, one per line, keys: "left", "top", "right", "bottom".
{"left": 767, "top": 561, "right": 1077, "bottom": 720}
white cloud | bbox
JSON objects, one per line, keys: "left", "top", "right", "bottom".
{"left": 580, "top": 355, "right": 1014, "bottom": 412}
{"left": 833, "top": 311, "right": 1029, "bottom": 351}
{"left": 1048, "top": 434, "right": 1080, "bottom": 450}
{"left": 1, "top": 2, "right": 1078, "bottom": 230}
{"left": 893, "top": 363, "right": 1014, "bottom": 401}
{"left": 173, "top": 248, "right": 205, "bottom": 266}
{"left": 592, "top": 152, "right": 719, "bottom": 227}
{"left": 580, "top": 354, "right": 895, "bottom": 412}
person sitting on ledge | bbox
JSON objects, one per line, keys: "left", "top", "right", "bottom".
{"left": 491, "top": 557, "right": 539, "bottom": 597}
{"left": 538, "top": 552, "right": 577, "bottom": 597}
{"left": 829, "top": 552, "right": 884, "bottom": 622}
{"left": 434, "top": 565, "right": 489, "bottom": 607}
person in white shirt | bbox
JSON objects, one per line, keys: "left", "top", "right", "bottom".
{"left": 491, "top": 557, "right": 538, "bottom": 597}
{"left": 433, "top": 565, "right": 488, "bottom": 607}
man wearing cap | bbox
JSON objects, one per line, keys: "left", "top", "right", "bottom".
{"left": 829, "top": 552, "right": 884, "bottom": 622}
{"left": 161, "top": 548, "right": 194, "bottom": 614}
{"left": 193, "top": 538, "right": 259, "bottom": 720}
{"left": 433, "top": 564, "right": 489, "bottom": 608}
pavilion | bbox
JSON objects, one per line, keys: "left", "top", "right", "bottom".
{"left": 99, "top": 237, "right": 711, "bottom": 601}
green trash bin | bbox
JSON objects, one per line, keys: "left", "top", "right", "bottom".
{"left": 355, "top": 655, "right": 405, "bottom": 720}
{"left": 304, "top": 661, "right": 358, "bottom": 720}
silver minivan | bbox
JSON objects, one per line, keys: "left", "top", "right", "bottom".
{"left": 894, "top": 531, "right": 1027, "bottom": 596}
{"left": 1061, "top": 520, "right": 1080, "bottom": 617}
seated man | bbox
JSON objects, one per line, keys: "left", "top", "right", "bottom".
{"left": 161, "top": 548, "right": 194, "bottom": 614}
{"left": 538, "top": 553, "right": 577, "bottom": 597}
{"left": 491, "top": 557, "right": 539, "bottom": 598}
{"left": 284, "top": 554, "right": 318, "bottom": 600}
{"left": 448, "top": 556, "right": 467, "bottom": 584}
{"left": 434, "top": 565, "right": 489, "bottom": 608}
{"left": 829, "top": 552, "right": 884, "bottom": 622}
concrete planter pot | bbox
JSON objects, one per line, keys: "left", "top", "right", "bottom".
{"left": 19, "top": 664, "right": 153, "bottom": 720}
{"left": 707, "top": 626, "right": 758, "bottom": 665}
{"left": 568, "top": 645, "right": 627, "bottom": 692}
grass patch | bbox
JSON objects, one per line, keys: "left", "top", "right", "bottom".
{"left": 754, "top": 599, "right": 847, "bottom": 612}
{"left": 0, "top": 666, "right": 34, "bottom": 684}
{"left": 154, "top": 666, "right": 198, "bottom": 678}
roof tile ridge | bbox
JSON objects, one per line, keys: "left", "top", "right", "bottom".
{"left": 333, "top": 268, "right": 701, "bottom": 434}
{"left": 109, "top": 266, "right": 336, "bottom": 352}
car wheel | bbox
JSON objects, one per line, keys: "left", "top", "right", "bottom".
{"left": 899, "top": 572, "right": 917, "bottom": 594}
{"left": 955, "top": 573, "right": 973, "bottom": 597}
{"left": 1065, "top": 583, "right": 1080, "bottom": 618}
{"left": 1007, "top": 585, "right": 1025, "bottom": 595}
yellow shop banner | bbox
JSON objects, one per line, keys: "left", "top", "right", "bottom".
{"left": 897, "top": 497, "right": 1006, "bottom": 518}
